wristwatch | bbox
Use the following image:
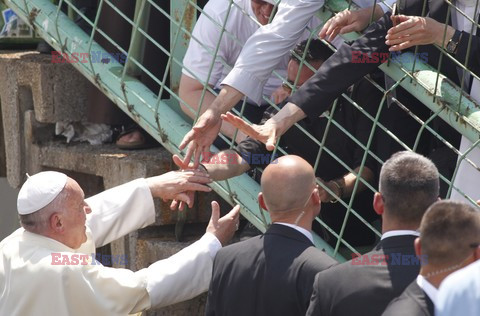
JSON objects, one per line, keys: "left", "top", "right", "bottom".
{"left": 446, "top": 29, "right": 462, "bottom": 55}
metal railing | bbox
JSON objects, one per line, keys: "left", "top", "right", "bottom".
{"left": 5, "top": 0, "right": 480, "bottom": 262}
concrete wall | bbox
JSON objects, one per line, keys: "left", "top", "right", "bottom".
{"left": 0, "top": 177, "right": 19, "bottom": 240}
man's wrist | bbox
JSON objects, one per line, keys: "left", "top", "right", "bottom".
{"left": 272, "top": 102, "right": 306, "bottom": 136}
{"left": 213, "top": 85, "right": 244, "bottom": 114}
{"left": 438, "top": 25, "right": 457, "bottom": 49}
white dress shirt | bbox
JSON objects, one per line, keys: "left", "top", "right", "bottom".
{"left": 416, "top": 274, "right": 438, "bottom": 306}
{"left": 182, "top": 0, "right": 288, "bottom": 104}
{"left": 436, "top": 259, "right": 480, "bottom": 316}
{"left": 275, "top": 222, "right": 314, "bottom": 243}
{"left": 450, "top": 2, "right": 480, "bottom": 204}
{"left": 380, "top": 229, "right": 420, "bottom": 240}
{"left": 222, "top": 0, "right": 396, "bottom": 104}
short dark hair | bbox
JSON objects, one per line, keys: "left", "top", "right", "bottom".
{"left": 420, "top": 200, "right": 480, "bottom": 267}
{"left": 290, "top": 39, "right": 333, "bottom": 64}
{"left": 379, "top": 151, "right": 439, "bottom": 225}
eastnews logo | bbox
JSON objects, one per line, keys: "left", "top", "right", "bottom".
{"left": 51, "top": 252, "right": 128, "bottom": 265}
{"left": 351, "top": 253, "right": 428, "bottom": 265}
{"left": 51, "top": 51, "right": 127, "bottom": 64}
{"left": 351, "top": 51, "right": 428, "bottom": 64}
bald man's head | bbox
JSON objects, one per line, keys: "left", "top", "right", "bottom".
{"left": 261, "top": 155, "right": 316, "bottom": 212}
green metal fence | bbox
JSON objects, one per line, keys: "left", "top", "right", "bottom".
{"left": 5, "top": 0, "right": 480, "bottom": 262}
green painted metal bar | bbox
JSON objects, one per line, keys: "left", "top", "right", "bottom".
{"left": 125, "top": 0, "right": 150, "bottom": 77}
{"left": 4, "top": 0, "right": 343, "bottom": 261}
{"left": 6, "top": 0, "right": 480, "bottom": 263}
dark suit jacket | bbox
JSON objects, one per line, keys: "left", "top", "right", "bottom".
{"left": 290, "top": 0, "right": 480, "bottom": 119}
{"left": 382, "top": 280, "right": 435, "bottom": 316}
{"left": 205, "top": 224, "right": 337, "bottom": 316}
{"left": 306, "top": 235, "right": 420, "bottom": 316}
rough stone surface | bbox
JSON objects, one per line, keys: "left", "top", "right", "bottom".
{"left": 0, "top": 51, "right": 89, "bottom": 187}
{"left": 0, "top": 51, "right": 223, "bottom": 316}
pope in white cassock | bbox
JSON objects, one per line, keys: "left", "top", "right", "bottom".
{"left": 0, "top": 170, "right": 240, "bottom": 315}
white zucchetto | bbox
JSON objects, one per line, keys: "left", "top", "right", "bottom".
{"left": 17, "top": 171, "right": 68, "bottom": 215}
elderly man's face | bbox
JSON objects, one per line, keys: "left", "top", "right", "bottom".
{"left": 62, "top": 179, "right": 92, "bottom": 249}
{"left": 251, "top": 0, "right": 274, "bottom": 25}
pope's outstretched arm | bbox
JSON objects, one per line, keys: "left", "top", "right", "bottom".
{"left": 86, "top": 169, "right": 212, "bottom": 247}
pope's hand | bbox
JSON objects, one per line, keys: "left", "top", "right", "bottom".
{"left": 221, "top": 112, "right": 279, "bottom": 151}
{"left": 146, "top": 169, "right": 212, "bottom": 207}
{"left": 169, "top": 154, "right": 209, "bottom": 211}
{"left": 385, "top": 15, "right": 453, "bottom": 51}
{"left": 179, "top": 108, "right": 222, "bottom": 168}
{"left": 207, "top": 201, "right": 240, "bottom": 246}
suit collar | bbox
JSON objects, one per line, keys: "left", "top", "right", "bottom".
{"left": 407, "top": 279, "right": 436, "bottom": 314}
{"left": 274, "top": 222, "right": 314, "bottom": 243}
{"left": 375, "top": 234, "right": 418, "bottom": 250}
{"left": 266, "top": 224, "right": 314, "bottom": 246}
{"left": 381, "top": 230, "right": 420, "bottom": 240}
{"left": 417, "top": 275, "right": 438, "bottom": 306}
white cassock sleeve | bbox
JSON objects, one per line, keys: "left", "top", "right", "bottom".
{"left": 146, "top": 232, "right": 221, "bottom": 308}
{"left": 85, "top": 178, "right": 156, "bottom": 247}
{"left": 55, "top": 233, "right": 220, "bottom": 314}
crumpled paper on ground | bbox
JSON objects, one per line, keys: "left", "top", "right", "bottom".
{"left": 55, "top": 122, "right": 112, "bottom": 145}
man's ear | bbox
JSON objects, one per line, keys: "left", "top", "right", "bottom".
{"left": 373, "top": 192, "right": 385, "bottom": 216}
{"left": 473, "top": 246, "right": 480, "bottom": 262}
{"left": 258, "top": 192, "right": 268, "bottom": 211}
{"left": 312, "top": 187, "right": 321, "bottom": 206}
{"left": 49, "top": 212, "right": 65, "bottom": 233}
{"left": 414, "top": 237, "right": 421, "bottom": 257}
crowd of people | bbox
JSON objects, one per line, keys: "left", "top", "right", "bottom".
{"left": 1, "top": 0, "right": 480, "bottom": 314}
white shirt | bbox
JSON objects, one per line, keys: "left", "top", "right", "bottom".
{"left": 222, "top": 0, "right": 396, "bottom": 104}
{"left": 436, "top": 259, "right": 480, "bottom": 316}
{"left": 182, "top": 0, "right": 288, "bottom": 104}
{"left": 275, "top": 222, "right": 314, "bottom": 243}
{"left": 450, "top": 1, "right": 480, "bottom": 204}
{"left": 0, "top": 179, "right": 221, "bottom": 315}
{"left": 416, "top": 275, "right": 438, "bottom": 305}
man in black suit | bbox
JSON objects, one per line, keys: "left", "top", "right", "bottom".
{"left": 204, "top": 155, "right": 337, "bottom": 316}
{"left": 305, "top": 151, "right": 439, "bottom": 316}
{"left": 382, "top": 200, "right": 480, "bottom": 316}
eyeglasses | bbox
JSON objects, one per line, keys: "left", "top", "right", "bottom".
{"left": 282, "top": 79, "right": 300, "bottom": 94}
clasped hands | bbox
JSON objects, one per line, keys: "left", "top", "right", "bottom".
{"left": 319, "top": 5, "right": 453, "bottom": 51}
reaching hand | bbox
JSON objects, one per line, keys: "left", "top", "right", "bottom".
{"left": 169, "top": 154, "right": 210, "bottom": 211}
{"left": 207, "top": 201, "right": 241, "bottom": 246}
{"left": 146, "top": 169, "right": 212, "bottom": 208}
{"left": 271, "top": 85, "right": 290, "bottom": 104}
{"left": 385, "top": 15, "right": 452, "bottom": 51}
{"left": 319, "top": 7, "right": 380, "bottom": 42}
{"left": 221, "top": 112, "right": 279, "bottom": 151}
{"left": 316, "top": 178, "right": 341, "bottom": 203}
{"left": 179, "top": 108, "right": 222, "bottom": 168}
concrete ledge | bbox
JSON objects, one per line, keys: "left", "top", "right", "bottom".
{"left": 0, "top": 51, "right": 89, "bottom": 186}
